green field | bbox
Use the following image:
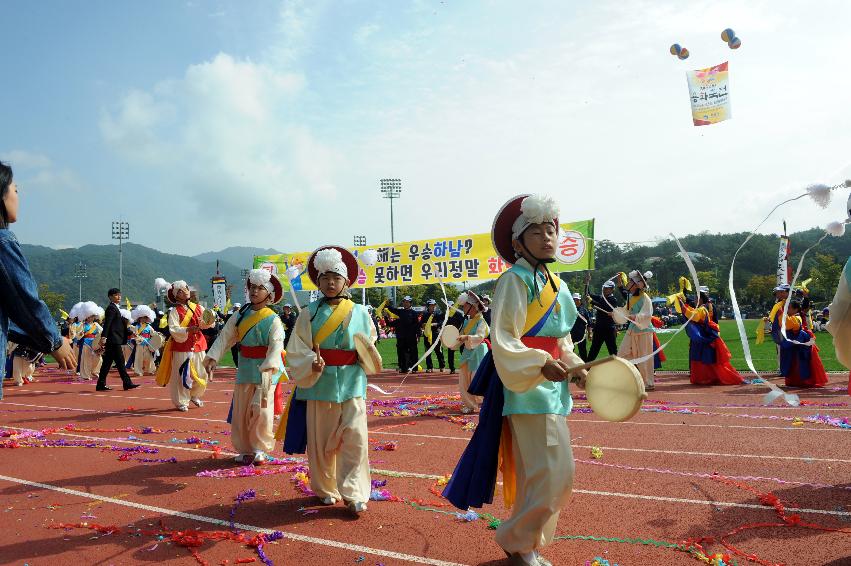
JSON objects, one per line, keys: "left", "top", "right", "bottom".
{"left": 367, "top": 320, "right": 844, "bottom": 372}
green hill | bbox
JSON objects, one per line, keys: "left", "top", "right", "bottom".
{"left": 22, "top": 242, "right": 244, "bottom": 311}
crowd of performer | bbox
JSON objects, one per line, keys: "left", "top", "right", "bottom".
{"left": 3, "top": 152, "right": 849, "bottom": 566}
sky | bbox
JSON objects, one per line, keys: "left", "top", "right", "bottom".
{"left": 2, "top": 0, "right": 850, "bottom": 256}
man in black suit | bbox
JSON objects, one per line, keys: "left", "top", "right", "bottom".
{"left": 95, "top": 288, "right": 139, "bottom": 391}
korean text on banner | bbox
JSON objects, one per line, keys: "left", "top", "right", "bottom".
{"left": 686, "top": 61, "right": 731, "bottom": 126}
{"left": 255, "top": 219, "right": 595, "bottom": 291}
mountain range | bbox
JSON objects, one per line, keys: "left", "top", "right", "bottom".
{"left": 21, "top": 244, "right": 278, "bottom": 311}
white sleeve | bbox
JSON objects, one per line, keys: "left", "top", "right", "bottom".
{"left": 287, "top": 308, "right": 322, "bottom": 388}
{"left": 260, "top": 317, "right": 285, "bottom": 372}
{"left": 168, "top": 308, "right": 188, "bottom": 342}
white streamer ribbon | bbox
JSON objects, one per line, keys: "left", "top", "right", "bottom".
{"left": 367, "top": 264, "right": 451, "bottom": 396}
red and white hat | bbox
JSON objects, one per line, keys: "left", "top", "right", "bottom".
{"left": 155, "top": 278, "right": 190, "bottom": 304}
{"left": 246, "top": 269, "right": 283, "bottom": 304}
{"left": 307, "top": 245, "right": 360, "bottom": 287}
{"left": 491, "top": 194, "right": 560, "bottom": 264}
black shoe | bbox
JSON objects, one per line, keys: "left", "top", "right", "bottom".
{"left": 96, "top": 386, "right": 112, "bottom": 391}
{"left": 123, "top": 383, "right": 140, "bottom": 391}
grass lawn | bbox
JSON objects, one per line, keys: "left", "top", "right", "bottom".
{"left": 44, "top": 321, "right": 844, "bottom": 373}
{"left": 370, "top": 320, "right": 844, "bottom": 372}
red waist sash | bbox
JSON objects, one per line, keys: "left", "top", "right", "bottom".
{"left": 240, "top": 345, "right": 268, "bottom": 359}
{"left": 521, "top": 336, "right": 560, "bottom": 358}
{"left": 320, "top": 349, "right": 358, "bottom": 366}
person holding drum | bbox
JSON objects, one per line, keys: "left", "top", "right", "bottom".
{"left": 449, "top": 291, "right": 489, "bottom": 414}
{"left": 129, "top": 305, "right": 162, "bottom": 376}
{"left": 205, "top": 269, "right": 287, "bottom": 465}
{"left": 614, "top": 270, "right": 656, "bottom": 390}
{"left": 154, "top": 279, "right": 214, "bottom": 411}
{"left": 278, "top": 245, "right": 378, "bottom": 515}
{"left": 443, "top": 193, "right": 588, "bottom": 566}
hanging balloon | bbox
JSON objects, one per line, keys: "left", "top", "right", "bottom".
{"left": 670, "top": 43, "right": 682, "bottom": 56}
{"left": 728, "top": 37, "right": 742, "bottom": 49}
{"left": 678, "top": 48, "right": 690, "bottom": 60}
{"left": 721, "top": 28, "right": 735, "bottom": 42}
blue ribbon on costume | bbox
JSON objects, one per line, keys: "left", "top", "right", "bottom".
{"left": 282, "top": 392, "right": 308, "bottom": 455}
{"left": 179, "top": 358, "right": 192, "bottom": 389}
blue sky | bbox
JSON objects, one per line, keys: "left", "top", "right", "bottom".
{"left": 2, "top": 0, "right": 850, "bottom": 256}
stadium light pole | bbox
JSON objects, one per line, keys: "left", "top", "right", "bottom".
{"left": 111, "top": 221, "right": 130, "bottom": 293}
{"left": 379, "top": 179, "right": 401, "bottom": 304}
{"left": 74, "top": 261, "right": 88, "bottom": 302}
{"left": 353, "top": 235, "right": 367, "bottom": 304}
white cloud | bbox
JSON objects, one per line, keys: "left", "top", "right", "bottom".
{"left": 100, "top": 53, "right": 336, "bottom": 229}
{"left": 0, "top": 149, "right": 84, "bottom": 194}
{"left": 354, "top": 23, "right": 380, "bottom": 45}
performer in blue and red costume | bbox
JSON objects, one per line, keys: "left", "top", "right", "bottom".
{"left": 777, "top": 299, "right": 828, "bottom": 388}
{"left": 443, "top": 194, "right": 587, "bottom": 566}
{"left": 679, "top": 288, "right": 743, "bottom": 386}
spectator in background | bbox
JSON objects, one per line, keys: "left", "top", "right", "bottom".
{"left": 386, "top": 295, "right": 420, "bottom": 373}
{"left": 96, "top": 288, "right": 139, "bottom": 391}
{"left": 571, "top": 292, "right": 590, "bottom": 361}
{"left": 280, "top": 303, "right": 297, "bottom": 349}
{"left": 587, "top": 276, "right": 626, "bottom": 361}
{"left": 480, "top": 294, "right": 492, "bottom": 325}
{"left": 420, "top": 299, "right": 445, "bottom": 373}
{"left": 0, "top": 160, "right": 77, "bottom": 400}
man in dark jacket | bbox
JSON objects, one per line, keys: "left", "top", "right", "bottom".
{"left": 96, "top": 288, "right": 138, "bottom": 391}
{"left": 420, "top": 299, "right": 445, "bottom": 372}
{"left": 445, "top": 301, "right": 465, "bottom": 374}
{"left": 280, "top": 304, "right": 297, "bottom": 349}
{"left": 571, "top": 292, "right": 591, "bottom": 361}
{"left": 587, "top": 278, "right": 627, "bottom": 361}
{"left": 386, "top": 295, "right": 421, "bottom": 373}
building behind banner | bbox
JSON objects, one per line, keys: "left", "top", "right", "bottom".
{"left": 254, "top": 219, "right": 595, "bottom": 291}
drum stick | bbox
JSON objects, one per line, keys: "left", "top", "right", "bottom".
{"left": 567, "top": 355, "right": 618, "bottom": 373}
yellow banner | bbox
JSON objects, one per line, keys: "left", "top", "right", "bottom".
{"left": 686, "top": 61, "right": 731, "bottom": 126}
{"left": 255, "top": 219, "right": 594, "bottom": 290}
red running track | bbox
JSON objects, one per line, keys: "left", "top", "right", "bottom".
{"left": 1, "top": 366, "right": 850, "bottom": 566}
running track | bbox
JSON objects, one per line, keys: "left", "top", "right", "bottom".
{"left": 1, "top": 366, "right": 849, "bottom": 565}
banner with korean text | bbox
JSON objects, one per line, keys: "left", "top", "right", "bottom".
{"left": 254, "top": 219, "right": 595, "bottom": 291}
{"left": 686, "top": 61, "right": 731, "bottom": 126}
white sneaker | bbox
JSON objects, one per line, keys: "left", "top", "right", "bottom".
{"left": 320, "top": 496, "right": 337, "bottom": 505}
{"left": 190, "top": 398, "right": 204, "bottom": 407}
{"left": 253, "top": 452, "right": 266, "bottom": 464}
{"left": 347, "top": 501, "right": 367, "bottom": 514}
{"left": 177, "top": 405, "right": 189, "bottom": 412}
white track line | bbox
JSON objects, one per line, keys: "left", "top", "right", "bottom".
{"left": 1, "top": 401, "right": 225, "bottom": 423}
{"left": 571, "top": 488, "right": 851, "bottom": 518}
{"left": 568, "top": 419, "right": 844, "bottom": 432}
{"left": 5, "top": 401, "right": 848, "bottom": 463}
{"left": 4, "top": 428, "right": 849, "bottom": 518}
{"left": 0, "top": 474, "right": 466, "bottom": 566}
{"left": 19, "top": 389, "right": 231, "bottom": 405}
{"left": 367, "top": 431, "right": 851, "bottom": 463}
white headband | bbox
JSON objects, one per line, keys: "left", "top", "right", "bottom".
{"left": 511, "top": 194, "right": 560, "bottom": 241}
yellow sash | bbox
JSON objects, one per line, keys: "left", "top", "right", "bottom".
{"left": 313, "top": 299, "right": 355, "bottom": 347}
{"left": 769, "top": 300, "right": 786, "bottom": 324}
{"left": 237, "top": 307, "right": 276, "bottom": 342}
{"left": 755, "top": 318, "right": 766, "bottom": 344}
{"left": 521, "top": 274, "right": 561, "bottom": 336}
{"left": 462, "top": 313, "right": 481, "bottom": 336}
{"left": 155, "top": 302, "right": 201, "bottom": 387}
{"left": 423, "top": 313, "right": 434, "bottom": 342}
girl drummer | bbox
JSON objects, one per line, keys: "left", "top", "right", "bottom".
{"left": 130, "top": 305, "right": 161, "bottom": 376}
{"left": 453, "top": 290, "right": 490, "bottom": 414}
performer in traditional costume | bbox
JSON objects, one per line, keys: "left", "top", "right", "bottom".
{"left": 615, "top": 270, "right": 656, "bottom": 390}
{"left": 443, "top": 194, "right": 587, "bottom": 566}
{"left": 277, "top": 246, "right": 378, "bottom": 514}
{"left": 129, "top": 305, "right": 161, "bottom": 376}
{"left": 453, "top": 290, "right": 490, "bottom": 414}
{"left": 154, "top": 279, "right": 213, "bottom": 411}
{"left": 826, "top": 192, "right": 851, "bottom": 392}
{"left": 78, "top": 302, "right": 103, "bottom": 381}
{"left": 205, "top": 270, "right": 287, "bottom": 465}
{"left": 778, "top": 300, "right": 828, "bottom": 388}
{"left": 120, "top": 308, "right": 134, "bottom": 363}
{"left": 6, "top": 342, "right": 39, "bottom": 386}
{"left": 679, "top": 290, "right": 744, "bottom": 386}
{"left": 68, "top": 302, "right": 84, "bottom": 375}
